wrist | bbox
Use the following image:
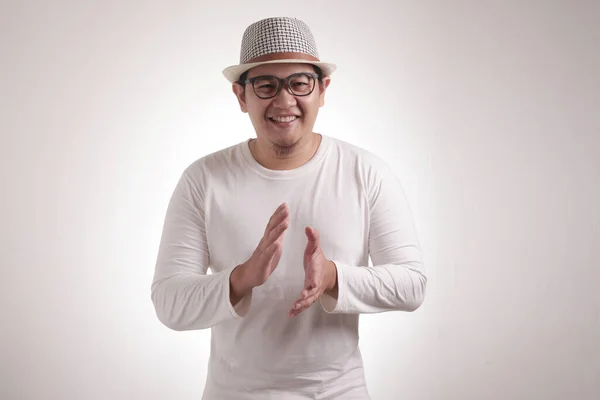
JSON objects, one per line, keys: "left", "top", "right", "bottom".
{"left": 326, "top": 260, "right": 338, "bottom": 292}
{"left": 230, "top": 263, "right": 252, "bottom": 299}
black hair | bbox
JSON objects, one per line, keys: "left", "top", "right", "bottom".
{"left": 237, "top": 64, "right": 324, "bottom": 86}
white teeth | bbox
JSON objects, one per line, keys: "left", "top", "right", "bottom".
{"left": 271, "top": 116, "right": 297, "bottom": 123}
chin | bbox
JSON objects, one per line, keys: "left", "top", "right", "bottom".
{"left": 267, "top": 129, "right": 303, "bottom": 145}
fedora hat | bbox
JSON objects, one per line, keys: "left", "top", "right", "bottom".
{"left": 222, "top": 17, "right": 336, "bottom": 83}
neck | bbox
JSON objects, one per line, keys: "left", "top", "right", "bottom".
{"left": 250, "top": 133, "right": 322, "bottom": 171}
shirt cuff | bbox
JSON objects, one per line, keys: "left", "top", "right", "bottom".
{"left": 320, "top": 260, "right": 346, "bottom": 313}
{"left": 224, "top": 265, "right": 252, "bottom": 318}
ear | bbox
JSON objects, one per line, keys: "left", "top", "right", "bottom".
{"left": 318, "top": 77, "right": 331, "bottom": 107}
{"left": 232, "top": 83, "right": 248, "bottom": 113}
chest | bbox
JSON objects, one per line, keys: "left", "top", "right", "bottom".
{"left": 204, "top": 175, "right": 370, "bottom": 275}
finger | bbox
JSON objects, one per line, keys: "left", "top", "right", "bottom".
{"left": 272, "top": 202, "right": 287, "bottom": 218}
{"left": 274, "top": 202, "right": 288, "bottom": 220}
{"left": 262, "top": 217, "right": 289, "bottom": 251}
{"left": 274, "top": 202, "right": 287, "bottom": 214}
{"left": 265, "top": 210, "right": 289, "bottom": 243}
{"left": 258, "top": 213, "right": 289, "bottom": 252}
{"left": 264, "top": 203, "right": 289, "bottom": 236}
{"left": 257, "top": 236, "right": 287, "bottom": 279}
{"left": 290, "top": 288, "right": 322, "bottom": 317}
{"left": 301, "top": 274, "right": 318, "bottom": 296}
{"left": 262, "top": 237, "right": 284, "bottom": 260}
{"left": 264, "top": 206, "right": 289, "bottom": 236}
{"left": 290, "top": 302, "right": 309, "bottom": 317}
{"left": 305, "top": 226, "right": 320, "bottom": 244}
{"left": 290, "top": 304, "right": 311, "bottom": 317}
{"left": 300, "top": 285, "right": 319, "bottom": 300}
{"left": 289, "top": 296, "right": 317, "bottom": 317}
{"left": 295, "top": 290, "right": 321, "bottom": 310}
{"left": 304, "top": 227, "right": 320, "bottom": 256}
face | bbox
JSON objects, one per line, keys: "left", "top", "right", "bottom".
{"left": 232, "top": 63, "right": 331, "bottom": 151}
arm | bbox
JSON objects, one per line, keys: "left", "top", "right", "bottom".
{"left": 320, "top": 160, "right": 427, "bottom": 314}
{"left": 151, "top": 170, "right": 251, "bottom": 331}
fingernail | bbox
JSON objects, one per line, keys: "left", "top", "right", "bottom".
{"left": 294, "top": 303, "right": 301, "bottom": 310}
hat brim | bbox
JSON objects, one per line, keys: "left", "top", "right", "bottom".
{"left": 222, "top": 59, "right": 337, "bottom": 83}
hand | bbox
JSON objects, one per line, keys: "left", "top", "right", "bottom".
{"left": 289, "top": 226, "right": 337, "bottom": 317}
{"left": 230, "top": 202, "right": 289, "bottom": 304}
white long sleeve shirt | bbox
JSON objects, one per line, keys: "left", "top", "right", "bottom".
{"left": 151, "top": 134, "right": 427, "bottom": 399}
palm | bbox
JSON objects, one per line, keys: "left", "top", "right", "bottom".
{"left": 289, "top": 226, "right": 333, "bottom": 317}
{"left": 303, "top": 227, "right": 324, "bottom": 290}
{"left": 304, "top": 255, "right": 323, "bottom": 286}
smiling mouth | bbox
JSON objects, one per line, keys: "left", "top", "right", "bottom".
{"left": 268, "top": 116, "right": 299, "bottom": 123}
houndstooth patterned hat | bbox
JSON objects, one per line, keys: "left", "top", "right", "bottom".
{"left": 223, "top": 17, "right": 336, "bottom": 83}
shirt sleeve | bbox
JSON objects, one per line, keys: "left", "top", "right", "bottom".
{"left": 151, "top": 169, "right": 252, "bottom": 331}
{"left": 320, "top": 158, "right": 427, "bottom": 314}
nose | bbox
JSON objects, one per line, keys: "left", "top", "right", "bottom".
{"left": 271, "top": 83, "right": 297, "bottom": 109}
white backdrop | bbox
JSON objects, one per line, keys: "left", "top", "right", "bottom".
{"left": 1, "top": 1, "right": 599, "bottom": 399}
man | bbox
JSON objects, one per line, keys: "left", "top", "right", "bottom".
{"left": 151, "top": 16, "right": 426, "bottom": 400}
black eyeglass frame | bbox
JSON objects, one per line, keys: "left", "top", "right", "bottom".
{"left": 240, "top": 72, "right": 320, "bottom": 99}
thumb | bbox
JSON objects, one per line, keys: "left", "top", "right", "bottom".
{"left": 305, "top": 226, "right": 320, "bottom": 243}
{"left": 305, "top": 227, "right": 321, "bottom": 256}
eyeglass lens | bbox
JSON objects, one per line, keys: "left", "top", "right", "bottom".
{"left": 253, "top": 74, "right": 315, "bottom": 98}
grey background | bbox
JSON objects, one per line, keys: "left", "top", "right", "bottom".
{"left": 1, "top": 1, "right": 598, "bottom": 399}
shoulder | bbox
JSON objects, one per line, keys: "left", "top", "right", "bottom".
{"left": 326, "top": 136, "right": 402, "bottom": 206}
{"left": 181, "top": 141, "right": 246, "bottom": 181}
{"left": 326, "top": 135, "right": 392, "bottom": 176}
{"left": 167, "top": 141, "right": 247, "bottom": 200}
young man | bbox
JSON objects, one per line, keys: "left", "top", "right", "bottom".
{"left": 151, "top": 17, "right": 427, "bottom": 400}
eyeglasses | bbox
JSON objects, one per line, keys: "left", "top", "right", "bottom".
{"left": 241, "top": 72, "right": 319, "bottom": 99}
